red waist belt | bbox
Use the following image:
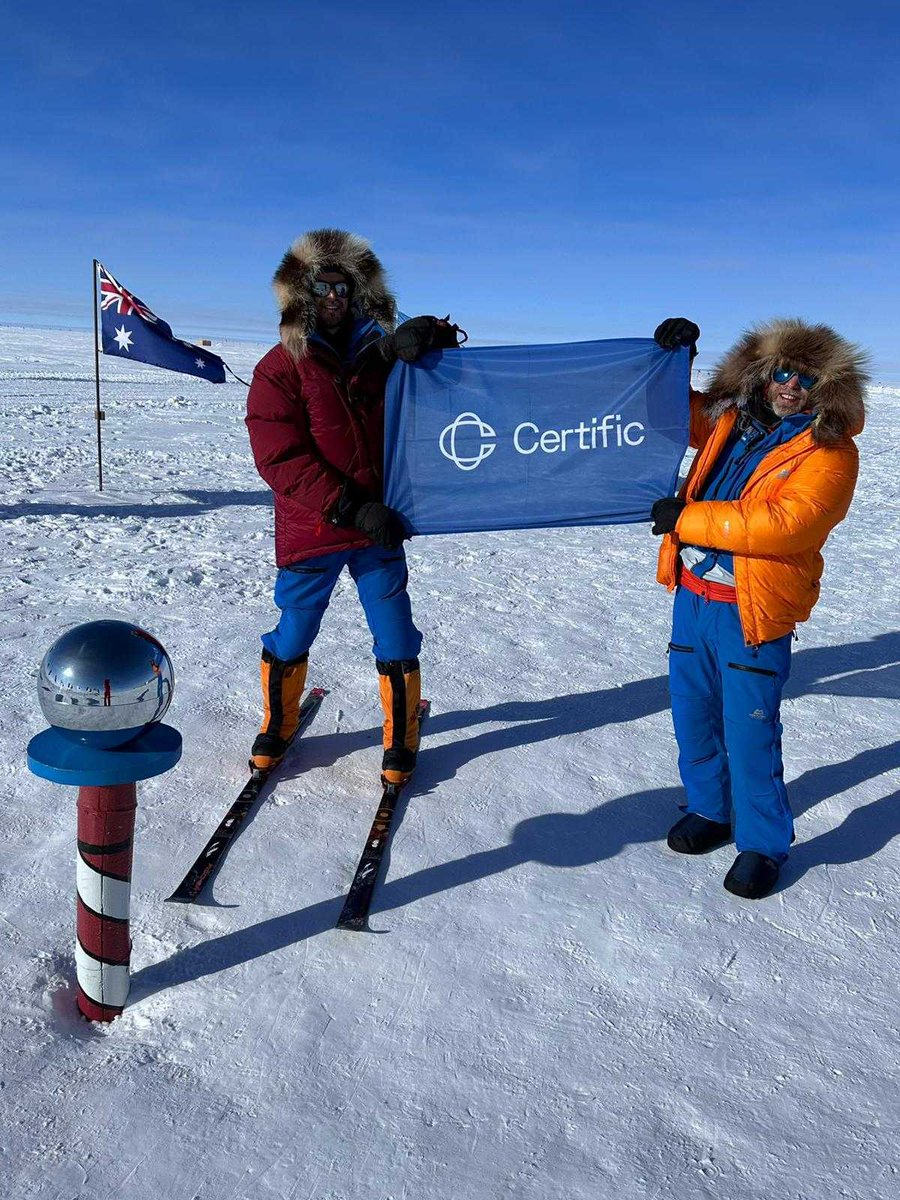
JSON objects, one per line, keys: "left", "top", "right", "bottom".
{"left": 680, "top": 566, "right": 738, "bottom": 603}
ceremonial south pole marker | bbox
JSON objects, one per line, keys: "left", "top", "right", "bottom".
{"left": 26, "top": 620, "right": 181, "bottom": 1023}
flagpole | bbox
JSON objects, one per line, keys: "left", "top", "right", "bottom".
{"left": 92, "top": 259, "right": 104, "bottom": 492}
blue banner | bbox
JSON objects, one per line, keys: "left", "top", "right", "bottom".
{"left": 98, "top": 263, "right": 227, "bottom": 383}
{"left": 384, "top": 338, "right": 690, "bottom": 534}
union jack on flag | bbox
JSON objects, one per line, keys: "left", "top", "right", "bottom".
{"left": 98, "top": 265, "right": 164, "bottom": 328}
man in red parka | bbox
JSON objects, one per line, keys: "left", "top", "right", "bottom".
{"left": 245, "top": 228, "right": 455, "bottom": 783}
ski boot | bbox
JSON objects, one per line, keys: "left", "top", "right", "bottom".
{"left": 250, "top": 649, "right": 308, "bottom": 771}
{"left": 377, "top": 658, "right": 421, "bottom": 787}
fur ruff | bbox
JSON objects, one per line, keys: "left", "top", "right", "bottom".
{"left": 704, "top": 318, "right": 868, "bottom": 443}
{"left": 272, "top": 228, "right": 397, "bottom": 360}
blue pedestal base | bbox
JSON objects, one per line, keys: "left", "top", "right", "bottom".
{"left": 27, "top": 723, "right": 182, "bottom": 785}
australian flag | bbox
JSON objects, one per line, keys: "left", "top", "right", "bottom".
{"left": 98, "top": 263, "right": 227, "bottom": 382}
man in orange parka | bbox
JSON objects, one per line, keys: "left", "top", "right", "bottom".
{"left": 650, "top": 317, "right": 868, "bottom": 899}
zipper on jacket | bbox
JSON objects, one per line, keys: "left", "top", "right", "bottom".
{"left": 295, "top": 337, "right": 381, "bottom": 504}
{"left": 330, "top": 377, "right": 374, "bottom": 479}
{"left": 739, "top": 432, "right": 814, "bottom": 493}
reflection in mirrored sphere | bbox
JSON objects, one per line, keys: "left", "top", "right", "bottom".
{"left": 38, "top": 620, "right": 175, "bottom": 746}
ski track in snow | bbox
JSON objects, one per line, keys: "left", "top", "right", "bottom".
{"left": 1, "top": 326, "right": 898, "bottom": 1200}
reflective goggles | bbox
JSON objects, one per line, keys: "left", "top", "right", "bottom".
{"left": 772, "top": 366, "right": 818, "bottom": 391}
{"left": 311, "top": 280, "right": 350, "bottom": 298}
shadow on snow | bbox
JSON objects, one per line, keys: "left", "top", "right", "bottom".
{"left": 131, "top": 630, "right": 900, "bottom": 1000}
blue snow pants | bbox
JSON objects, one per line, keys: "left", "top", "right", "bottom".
{"left": 667, "top": 587, "right": 794, "bottom": 862}
{"left": 261, "top": 545, "right": 422, "bottom": 664}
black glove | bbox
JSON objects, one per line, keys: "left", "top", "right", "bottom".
{"left": 352, "top": 501, "right": 407, "bottom": 550}
{"left": 329, "top": 482, "right": 407, "bottom": 550}
{"left": 382, "top": 315, "right": 466, "bottom": 363}
{"left": 650, "top": 497, "right": 687, "bottom": 535}
{"left": 654, "top": 317, "right": 700, "bottom": 358}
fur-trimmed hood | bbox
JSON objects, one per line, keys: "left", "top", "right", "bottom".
{"left": 272, "top": 228, "right": 397, "bottom": 360}
{"left": 704, "top": 318, "right": 868, "bottom": 443}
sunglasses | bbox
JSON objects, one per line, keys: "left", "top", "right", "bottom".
{"left": 772, "top": 366, "right": 818, "bottom": 390}
{"left": 312, "top": 280, "right": 350, "bottom": 298}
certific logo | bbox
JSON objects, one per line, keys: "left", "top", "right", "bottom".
{"left": 439, "top": 411, "right": 497, "bottom": 472}
{"left": 438, "top": 409, "right": 646, "bottom": 472}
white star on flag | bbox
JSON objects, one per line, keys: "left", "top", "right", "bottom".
{"left": 195, "top": 358, "right": 206, "bottom": 369}
{"left": 113, "top": 325, "right": 133, "bottom": 352}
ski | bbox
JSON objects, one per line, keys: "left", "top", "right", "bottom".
{"left": 336, "top": 699, "right": 430, "bottom": 931}
{"left": 167, "top": 686, "right": 327, "bottom": 903}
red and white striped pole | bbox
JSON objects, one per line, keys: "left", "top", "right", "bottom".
{"left": 28, "top": 620, "right": 182, "bottom": 1023}
{"left": 75, "top": 783, "right": 137, "bottom": 1022}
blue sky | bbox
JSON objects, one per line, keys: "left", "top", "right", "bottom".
{"left": 1, "top": 0, "right": 897, "bottom": 374}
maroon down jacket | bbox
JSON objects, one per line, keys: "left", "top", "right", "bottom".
{"left": 245, "top": 323, "right": 392, "bottom": 566}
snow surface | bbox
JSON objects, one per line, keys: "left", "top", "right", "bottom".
{"left": 1, "top": 325, "right": 898, "bottom": 1200}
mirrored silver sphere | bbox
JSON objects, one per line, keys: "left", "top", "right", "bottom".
{"left": 38, "top": 620, "right": 175, "bottom": 746}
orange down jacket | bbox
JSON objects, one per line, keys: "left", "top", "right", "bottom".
{"left": 657, "top": 391, "right": 861, "bottom": 646}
